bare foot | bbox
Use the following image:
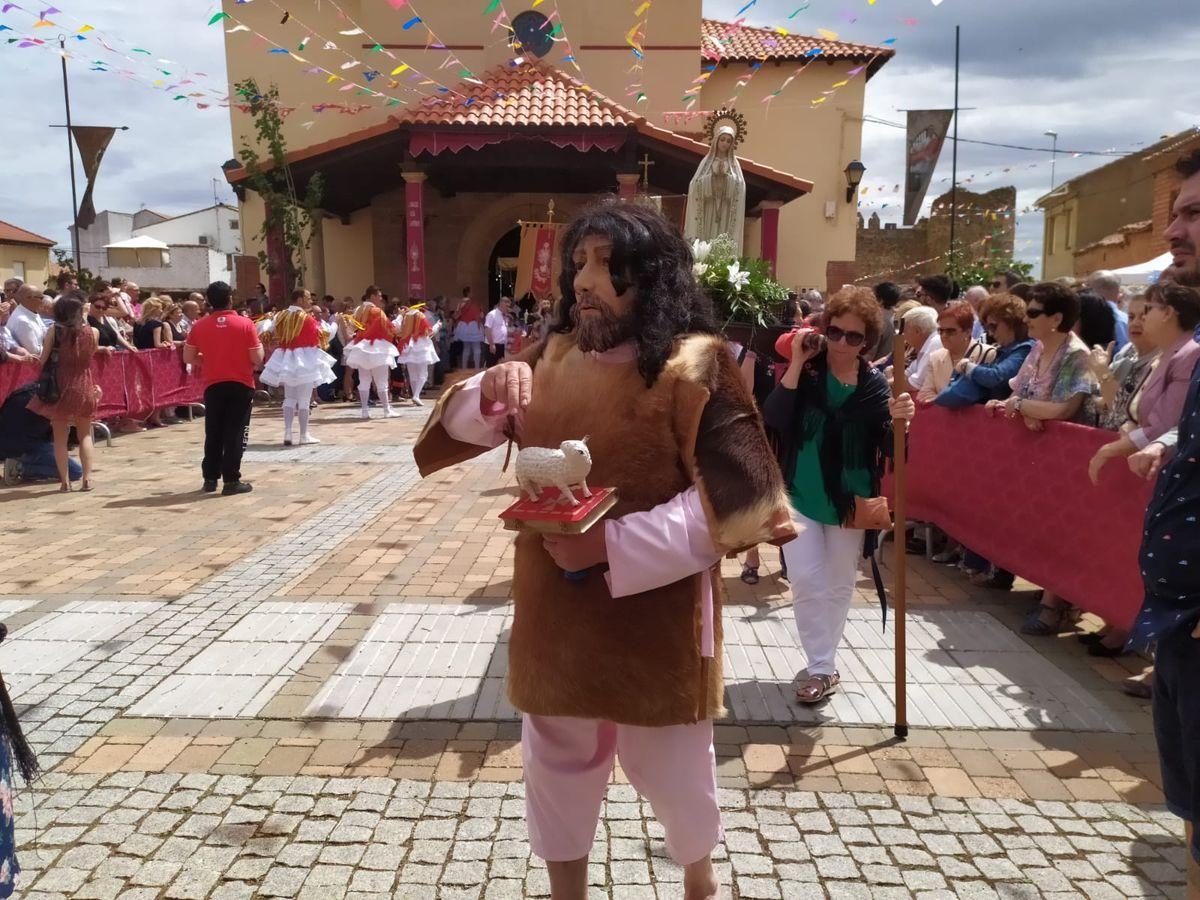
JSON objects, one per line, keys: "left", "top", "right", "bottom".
{"left": 683, "top": 856, "right": 719, "bottom": 900}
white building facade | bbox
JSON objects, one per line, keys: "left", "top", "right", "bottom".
{"left": 72, "top": 204, "right": 243, "bottom": 293}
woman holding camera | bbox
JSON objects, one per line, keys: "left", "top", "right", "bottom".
{"left": 763, "top": 287, "right": 915, "bottom": 704}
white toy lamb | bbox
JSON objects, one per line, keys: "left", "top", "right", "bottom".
{"left": 515, "top": 438, "right": 593, "bottom": 506}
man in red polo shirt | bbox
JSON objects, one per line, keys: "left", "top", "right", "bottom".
{"left": 183, "top": 281, "right": 264, "bottom": 495}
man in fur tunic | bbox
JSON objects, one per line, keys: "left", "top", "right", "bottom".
{"left": 414, "top": 202, "right": 794, "bottom": 900}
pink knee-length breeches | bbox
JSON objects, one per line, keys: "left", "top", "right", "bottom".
{"left": 522, "top": 713, "right": 722, "bottom": 865}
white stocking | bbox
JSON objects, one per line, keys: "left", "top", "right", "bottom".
{"left": 358, "top": 369, "right": 372, "bottom": 417}
{"left": 296, "top": 383, "right": 314, "bottom": 439}
{"left": 282, "top": 383, "right": 299, "bottom": 440}
{"left": 372, "top": 367, "right": 392, "bottom": 416}
{"left": 407, "top": 364, "right": 428, "bottom": 402}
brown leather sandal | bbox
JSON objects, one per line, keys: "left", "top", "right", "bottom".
{"left": 796, "top": 672, "right": 840, "bottom": 704}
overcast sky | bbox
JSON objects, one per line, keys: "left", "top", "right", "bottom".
{"left": 1, "top": 0, "right": 1194, "bottom": 275}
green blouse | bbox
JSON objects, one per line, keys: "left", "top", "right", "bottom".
{"left": 788, "top": 371, "right": 874, "bottom": 526}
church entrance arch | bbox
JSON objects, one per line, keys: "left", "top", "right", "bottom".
{"left": 488, "top": 226, "right": 520, "bottom": 309}
{"left": 454, "top": 193, "right": 585, "bottom": 310}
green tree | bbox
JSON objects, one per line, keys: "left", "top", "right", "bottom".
{"left": 945, "top": 254, "right": 1034, "bottom": 288}
{"left": 50, "top": 248, "right": 97, "bottom": 293}
{"left": 234, "top": 79, "right": 324, "bottom": 291}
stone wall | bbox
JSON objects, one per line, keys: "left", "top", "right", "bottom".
{"left": 853, "top": 186, "right": 1017, "bottom": 285}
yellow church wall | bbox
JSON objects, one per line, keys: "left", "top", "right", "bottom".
{"left": 322, "top": 209, "right": 376, "bottom": 301}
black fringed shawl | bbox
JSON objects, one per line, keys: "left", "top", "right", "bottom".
{"left": 763, "top": 352, "right": 893, "bottom": 526}
{"left": 0, "top": 625, "right": 38, "bottom": 785}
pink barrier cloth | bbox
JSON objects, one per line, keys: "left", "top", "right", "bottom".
{"left": 0, "top": 346, "right": 204, "bottom": 418}
{"left": 885, "top": 404, "right": 1152, "bottom": 630}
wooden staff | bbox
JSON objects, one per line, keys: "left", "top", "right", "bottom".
{"left": 891, "top": 332, "right": 909, "bottom": 741}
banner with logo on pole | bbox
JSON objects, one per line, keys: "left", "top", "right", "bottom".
{"left": 70, "top": 126, "right": 117, "bottom": 230}
{"left": 515, "top": 202, "right": 564, "bottom": 301}
{"left": 904, "top": 109, "right": 954, "bottom": 226}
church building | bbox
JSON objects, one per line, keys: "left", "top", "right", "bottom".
{"left": 221, "top": 1, "right": 892, "bottom": 303}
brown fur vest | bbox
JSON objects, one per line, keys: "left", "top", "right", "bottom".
{"left": 415, "top": 332, "right": 793, "bottom": 726}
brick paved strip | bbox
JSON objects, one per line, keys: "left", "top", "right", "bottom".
{"left": 11, "top": 771, "right": 1188, "bottom": 898}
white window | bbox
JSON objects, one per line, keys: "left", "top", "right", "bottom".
{"left": 11, "top": 261, "right": 24, "bottom": 280}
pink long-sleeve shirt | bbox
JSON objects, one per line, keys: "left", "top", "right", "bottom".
{"left": 1128, "top": 335, "right": 1200, "bottom": 450}
{"left": 441, "top": 348, "right": 723, "bottom": 657}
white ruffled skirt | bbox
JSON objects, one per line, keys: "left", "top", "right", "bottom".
{"left": 261, "top": 345, "right": 337, "bottom": 387}
{"left": 397, "top": 336, "right": 440, "bottom": 365}
{"left": 344, "top": 338, "right": 399, "bottom": 371}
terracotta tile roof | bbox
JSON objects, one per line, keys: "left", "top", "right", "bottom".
{"left": 396, "top": 64, "right": 638, "bottom": 129}
{"left": 0, "top": 219, "right": 55, "bottom": 247}
{"left": 701, "top": 18, "right": 893, "bottom": 70}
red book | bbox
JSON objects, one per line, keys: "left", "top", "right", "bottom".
{"left": 500, "top": 487, "right": 617, "bottom": 534}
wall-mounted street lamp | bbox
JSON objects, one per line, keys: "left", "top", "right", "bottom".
{"left": 844, "top": 160, "right": 866, "bottom": 203}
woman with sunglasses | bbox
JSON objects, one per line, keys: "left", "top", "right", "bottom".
{"left": 764, "top": 287, "right": 916, "bottom": 704}
{"left": 917, "top": 300, "right": 996, "bottom": 404}
{"left": 86, "top": 294, "right": 137, "bottom": 353}
{"left": 989, "top": 282, "right": 1096, "bottom": 432}
{"left": 989, "top": 282, "right": 1099, "bottom": 636}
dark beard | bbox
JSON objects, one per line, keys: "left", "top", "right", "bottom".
{"left": 571, "top": 301, "right": 635, "bottom": 353}
{"left": 1163, "top": 251, "right": 1200, "bottom": 288}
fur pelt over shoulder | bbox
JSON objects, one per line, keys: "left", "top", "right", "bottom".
{"left": 667, "top": 334, "right": 795, "bottom": 555}
{"left": 414, "top": 331, "right": 794, "bottom": 726}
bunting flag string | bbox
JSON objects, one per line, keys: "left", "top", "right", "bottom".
{"left": 760, "top": 54, "right": 820, "bottom": 113}
{"left": 246, "top": 0, "right": 440, "bottom": 104}
{"left": 213, "top": 7, "right": 421, "bottom": 109}
{"left": 802, "top": 50, "right": 886, "bottom": 109}
{"left": 545, "top": 0, "right": 583, "bottom": 74}
{"left": 724, "top": 23, "right": 798, "bottom": 106}
{"left": 623, "top": 0, "right": 652, "bottom": 103}
{"left": 2, "top": 1, "right": 236, "bottom": 107}
{"left": 387, "top": 0, "right": 511, "bottom": 105}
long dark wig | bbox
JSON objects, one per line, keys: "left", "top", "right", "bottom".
{"left": 552, "top": 200, "right": 716, "bottom": 386}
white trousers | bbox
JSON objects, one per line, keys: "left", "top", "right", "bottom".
{"left": 781, "top": 510, "right": 864, "bottom": 677}
{"left": 358, "top": 366, "right": 391, "bottom": 416}
{"left": 282, "top": 382, "right": 316, "bottom": 439}
{"left": 461, "top": 340, "right": 483, "bottom": 369}
{"left": 406, "top": 363, "right": 428, "bottom": 400}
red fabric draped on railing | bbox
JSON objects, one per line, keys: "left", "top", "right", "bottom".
{"left": 886, "top": 404, "right": 1152, "bottom": 630}
{"left": 0, "top": 346, "right": 204, "bottom": 417}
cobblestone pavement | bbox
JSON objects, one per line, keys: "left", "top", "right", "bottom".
{"left": 0, "top": 399, "right": 1186, "bottom": 899}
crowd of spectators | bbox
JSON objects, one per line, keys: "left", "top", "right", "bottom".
{"left": 818, "top": 254, "right": 1198, "bottom": 698}
{"left": 0, "top": 272, "right": 543, "bottom": 486}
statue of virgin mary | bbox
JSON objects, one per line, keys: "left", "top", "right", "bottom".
{"left": 684, "top": 115, "right": 747, "bottom": 252}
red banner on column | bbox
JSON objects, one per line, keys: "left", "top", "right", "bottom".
{"left": 405, "top": 178, "right": 426, "bottom": 299}
{"left": 530, "top": 227, "right": 557, "bottom": 300}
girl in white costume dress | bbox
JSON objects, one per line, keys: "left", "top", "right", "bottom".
{"left": 343, "top": 302, "right": 401, "bottom": 419}
{"left": 394, "top": 306, "right": 440, "bottom": 406}
{"left": 259, "top": 305, "right": 337, "bottom": 445}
